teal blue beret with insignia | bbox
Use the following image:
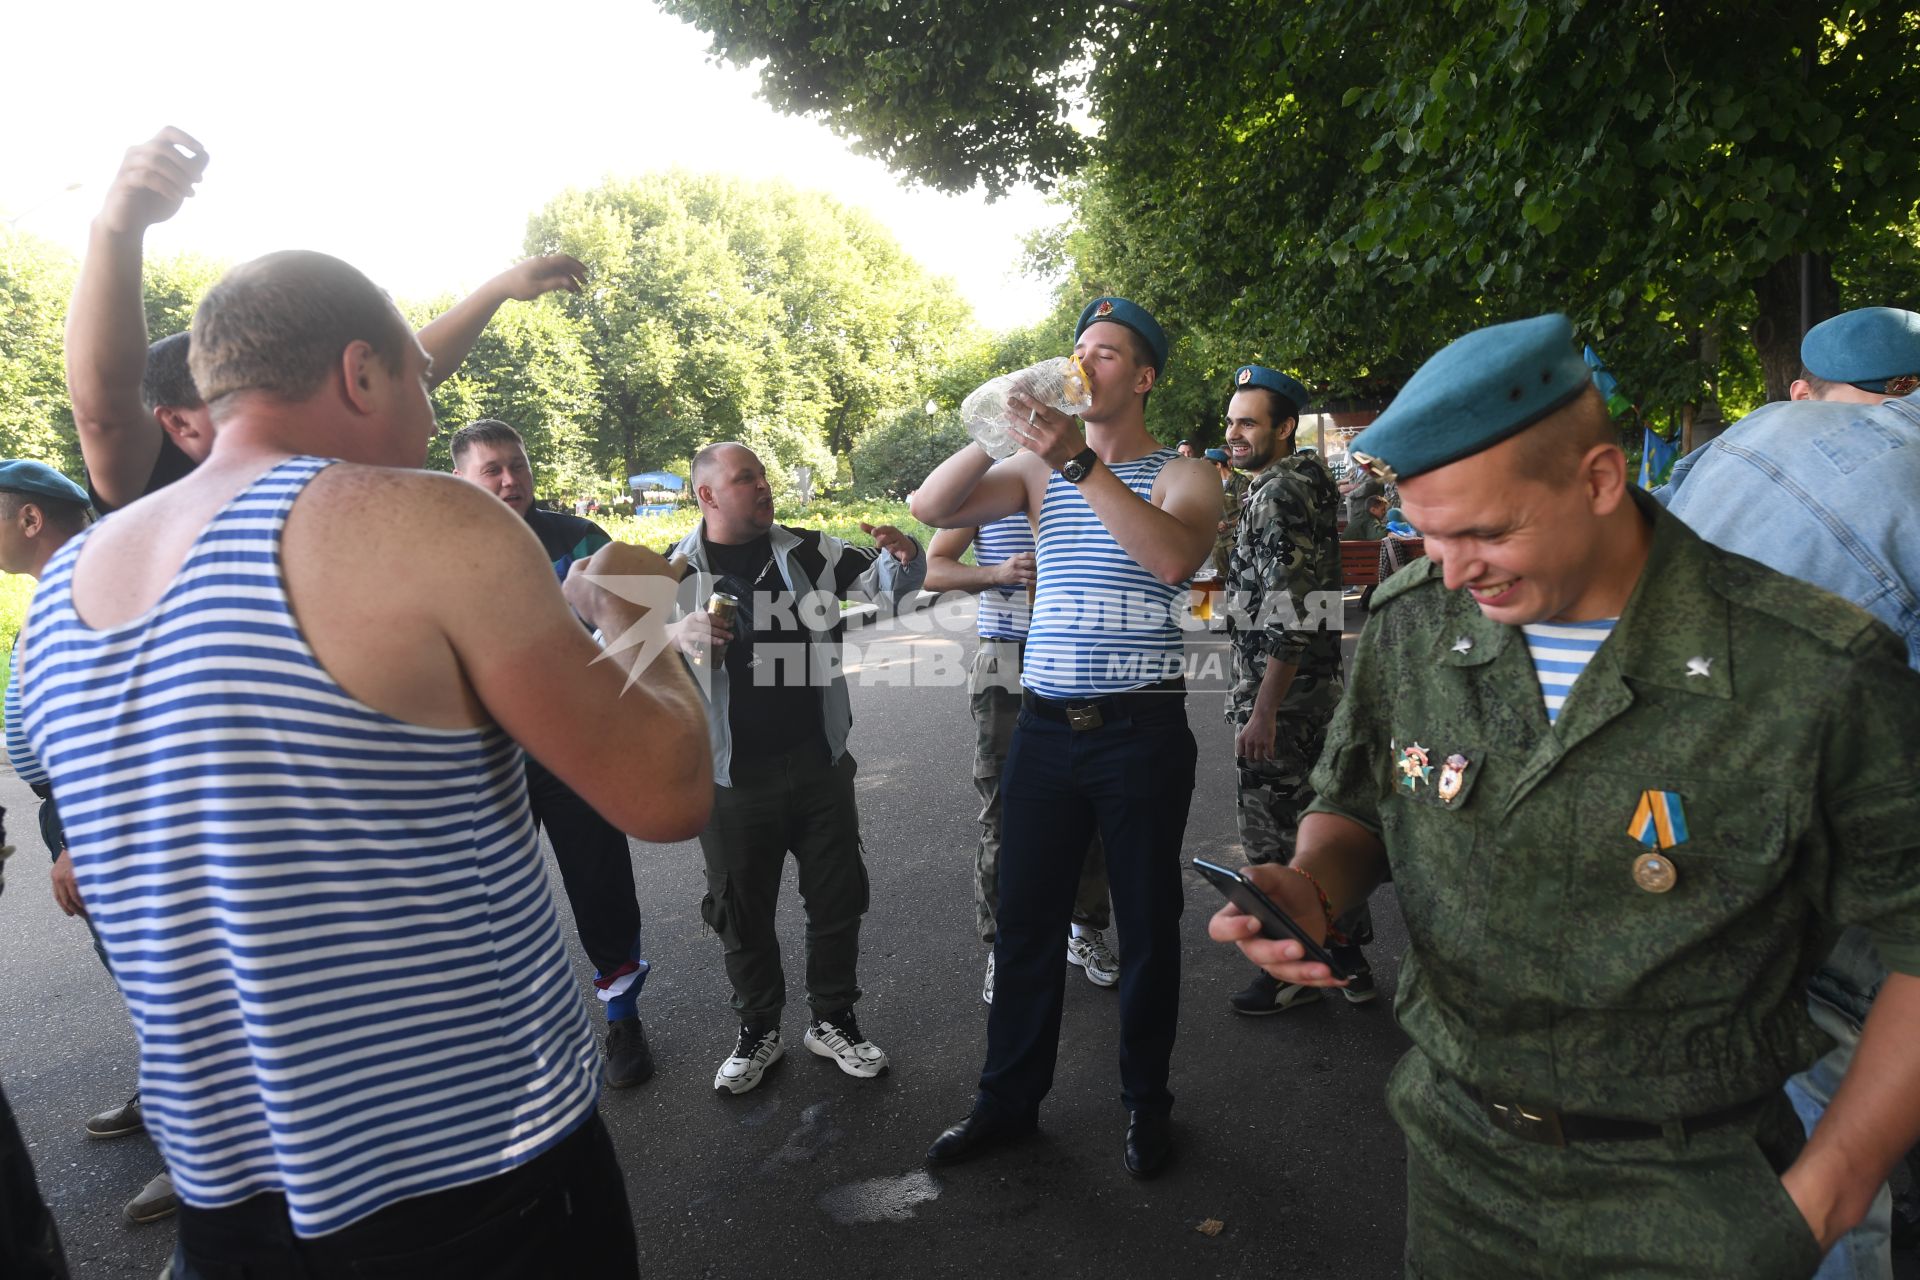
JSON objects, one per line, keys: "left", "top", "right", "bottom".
{"left": 1801, "top": 307, "right": 1920, "bottom": 395}
{"left": 1076, "top": 297, "right": 1169, "bottom": 373}
{"left": 1347, "top": 314, "right": 1593, "bottom": 484}
{"left": 0, "top": 459, "right": 90, "bottom": 509}
{"left": 1203, "top": 447, "right": 1229, "bottom": 463}
{"left": 1231, "top": 364, "right": 1309, "bottom": 418}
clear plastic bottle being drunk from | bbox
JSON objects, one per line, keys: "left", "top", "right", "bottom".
{"left": 960, "top": 356, "right": 1094, "bottom": 459}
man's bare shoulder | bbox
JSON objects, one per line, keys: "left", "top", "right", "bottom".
{"left": 302, "top": 464, "right": 529, "bottom": 537}
{"left": 1152, "top": 453, "right": 1225, "bottom": 504}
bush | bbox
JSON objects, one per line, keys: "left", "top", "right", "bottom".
{"left": 850, "top": 406, "right": 972, "bottom": 500}
{"left": 598, "top": 499, "right": 935, "bottom": 558}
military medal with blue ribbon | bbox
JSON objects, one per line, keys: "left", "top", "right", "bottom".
{"left": 1627, "top": 790, "right": 1688, "bottom": 892}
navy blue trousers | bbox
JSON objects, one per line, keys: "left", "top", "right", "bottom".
{"left": 977, "top": 695, "right": 1196, "bottom": 1120}
{"left": 525, "top": 757, "right": 647, "bottom": 1019}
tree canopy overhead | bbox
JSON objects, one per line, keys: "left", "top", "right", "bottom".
{"left": 658, "top": 0, "right": 1101, "bottom": 198}
{"left": 671, "top": 0, "right": 1920, "bottom": 435}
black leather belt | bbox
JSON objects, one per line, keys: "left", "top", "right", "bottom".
{"left": 1460, "top": 1081, "right": 1768, "bottom": 1147}
{"left": 1021, "top": 679, "right": 1186, "bottom": 731}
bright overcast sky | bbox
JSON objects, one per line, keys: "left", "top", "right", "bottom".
{"left": 2, "top": 0, "right": 1061, "bottom": 333}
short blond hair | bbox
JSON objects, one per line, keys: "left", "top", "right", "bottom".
{"left": 189, "top": 251, "right": 412, "bottom": 412}
{"left": 1511, "top": 385, "right": 1618, "bottom": 484}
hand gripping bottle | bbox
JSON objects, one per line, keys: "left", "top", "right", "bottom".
{"left": 959, "top": 355, "right": 1094, "bottom": 460}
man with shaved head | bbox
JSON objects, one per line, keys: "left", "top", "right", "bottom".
{"left": 1211, "top": 313, "right": 1920, "bottom": 1276}
{"left": 667, "top": 442, "right": 924, "bottom": 1096}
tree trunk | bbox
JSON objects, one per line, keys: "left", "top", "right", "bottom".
{"left": 1750, "top": 254, "right": 1837, "bottom": 402}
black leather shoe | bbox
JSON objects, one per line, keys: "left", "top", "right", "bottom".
{"left": 1125, "top": 1111, "right": 1173, "bottom": 1180}
{"left": 925, "top": 1110, "right": 1036, "bottom": 1166}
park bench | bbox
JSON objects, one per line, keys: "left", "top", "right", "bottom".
{"left": 1341, "top": 538, "right": 1426, "bottom": 588}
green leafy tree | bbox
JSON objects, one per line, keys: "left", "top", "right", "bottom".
{"left": 410, "top": 297, "right": 605, "bottom": 500}
{"left": 671, "top": 0, "right": 1920, "bottom": 418}
{"left": 0, "top": 231, "right": 80, "bottom": 470}
{"left": 850, "top": 404, "right": 972, "bottom": 498}
{"left": 524, "top": 171, "right": 976, "bottom": 497}
{"left": 143, "top": 253, "right": 226, "bottom": 341}
{"left": 657, "top": 0, "right": 1098, "bottom": 198}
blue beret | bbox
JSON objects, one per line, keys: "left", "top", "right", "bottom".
{"left": 1076, "top": 297, "right": 1169, "bottom": 373}
{"left": 1230, "top": 365, "right": 1309, "bottom": 417}
{"left": 1203, "top": 447, "right": 1229, "bottom": 464}
{"left": 0, "top": 460, "right": 90, "bottom": 509}
{"left": 1801, "top": 307, "right": 1920, "bottom": 395}
{"left": 1348, "top": 314, "right": 1593, "bottom": 484}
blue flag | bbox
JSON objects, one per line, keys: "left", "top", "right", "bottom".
{"left": 1639, "top": 424, "right": 1677, "bottom": 489}
{"left": 1583, "top": 345, "right": 1634, "bottom": 420}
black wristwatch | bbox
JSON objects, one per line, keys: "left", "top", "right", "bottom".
{"left": 1060, "top": 447, "right": 1099, "bottom": 484}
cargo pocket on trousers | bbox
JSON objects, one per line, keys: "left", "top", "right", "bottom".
{"left": 700, "top": 875, "right": 735, "bottom": 945}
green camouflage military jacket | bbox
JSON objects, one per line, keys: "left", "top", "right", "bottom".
{"left": 1224, "top": 451, "right": 1344, "bottom": 724}
{"left": 1307, "top": 492, "right": 1920, "bottom": 1119}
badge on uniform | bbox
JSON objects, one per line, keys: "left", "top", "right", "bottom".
{"left": 1627, "top": 790, "right": 1688, "bottom": 893}
{"left": 1436, "top": 753, "right": 1470, "bottom": 804}
{"left": 1398, "top": 743, "right": 1432, "bottom": 792}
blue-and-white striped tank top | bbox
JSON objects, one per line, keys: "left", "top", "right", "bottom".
{"left": 973, "top": 512, "right": 1033, "bottom": 641}
{"left": 1023, "top": 448, "right": 1185, "bottom": 697}
{"left": 12, "top": 456, "right": 598, "bottom": 1238}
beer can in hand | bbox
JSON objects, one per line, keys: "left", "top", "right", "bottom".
{"left": 695, "top": 590, "right": 741, "bottom": 667}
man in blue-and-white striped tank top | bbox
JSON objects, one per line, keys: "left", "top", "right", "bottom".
{"left": 926, "top": 511, "right": 1116, "bottom": 1005}
{"left": 10, "top": 251, "right": 712, "bottom": 1278}
{"left": 914, "top": 297, "right": 1222, "bottom": 1180}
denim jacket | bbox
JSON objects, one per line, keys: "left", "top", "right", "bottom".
{"left": 1656, "top": 391, "right": 1920, "bottom": 669}
{"left": 1657, "top": 390, "right": 1920, "bottom": 1029}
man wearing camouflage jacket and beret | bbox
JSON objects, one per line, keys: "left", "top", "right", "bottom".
{"left": 1221, "top": 365, "right": 1375, "bottom": 1014}
{"left": 1212, "top": 314, "right": 1920, "bottom": 1278}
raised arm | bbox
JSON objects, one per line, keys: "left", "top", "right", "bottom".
{"left": 1003, "top": 391, "right": 1218, "bottom": 585}
{"left": 415, "top": 254, "right": 587, "bottom": 388}
{"left": 910, "top": 445, "right": 1034, "bottom": 529}
{"left": 65, "top": 127, "right": 208, "bottom": 510}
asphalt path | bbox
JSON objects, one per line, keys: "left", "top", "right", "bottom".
{"left": 0, "top": 600, "right": 1417, "bottom": 1278}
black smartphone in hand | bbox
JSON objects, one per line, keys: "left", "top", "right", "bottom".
{"left": 1190, "top": 857, "right": 1353, "bottom": 981}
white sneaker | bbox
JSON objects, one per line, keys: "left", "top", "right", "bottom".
{"left": 714, "top": 1025, "right": 783, "bottom": 1095}
{"left": 805, "top": 1011, "right": 890, "bottom": 1079}
{"left": 1067, "top": 929, "right": 1120, "bottom": 987}
{"left": 982, "top": 951, "right": 995, "bottom": 1005}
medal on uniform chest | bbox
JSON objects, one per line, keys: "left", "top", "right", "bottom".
{"left": 1397, "top": 742, "right": 1433, "bottom": 793}
{"left": 1436, "top": 753, "right": 1469, "bottom": 804}
{"left": 1626, "top": 790, "right": 1689, "bottom": 893}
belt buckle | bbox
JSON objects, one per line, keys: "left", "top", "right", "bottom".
{"left": 1065, "top": 703, "right": 1104, "bottom": 731}
{"left": 1484, "top": 1099, "right": 1567, "bottom": 1147}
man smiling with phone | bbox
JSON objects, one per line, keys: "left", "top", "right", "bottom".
{"left": 1210, "top": 314, "right": 1920, "bottom": 1277}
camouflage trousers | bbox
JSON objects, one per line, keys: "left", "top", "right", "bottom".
{"left": 1389, "top": 1048, "right": 1825, "bottom": 1279}
{"left": 972, "top": 640, "right": 1110, "bottom": 943}
{"left": 1234, "top": 711, "right": 1371, "bottom": 944}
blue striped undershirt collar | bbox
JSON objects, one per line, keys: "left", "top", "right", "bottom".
{"left": 1520, "top": 618, "right": 1618, "bottom": 725}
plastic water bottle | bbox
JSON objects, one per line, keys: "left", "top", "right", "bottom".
{"left": 960, "top": 356, "right": 1094, "bottom": 459}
